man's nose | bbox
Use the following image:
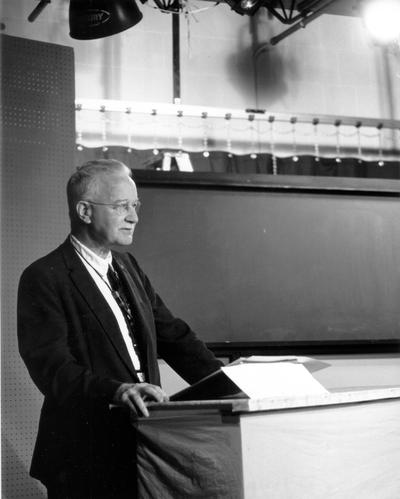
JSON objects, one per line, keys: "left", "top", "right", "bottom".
{"left": 126, "top": 205, "right": 138, "bottom": 222}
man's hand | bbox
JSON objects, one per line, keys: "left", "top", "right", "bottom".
{"left": 113, "top": 382, "right": 169, "bottom": 417}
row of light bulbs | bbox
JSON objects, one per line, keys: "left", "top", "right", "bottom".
{"left": 76, "top": 112, "right": 392, "bottom": 168}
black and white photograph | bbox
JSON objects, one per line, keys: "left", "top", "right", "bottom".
{"left": 1, "top": 1, "right": 400, "bottom": 498}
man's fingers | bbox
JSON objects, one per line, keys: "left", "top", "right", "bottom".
{"left": 115, "top": 382, "right": 169, "bottom": 417}
{"left": 120, "top": 390, "right": 138, "bottom": 415}
{"left": 120, "top": 389, "right": 148, "bottom": 417}
{"left": 141, "top": 385, "right": 169, "bottom": 403}
{"left": 130, "top": 391, "right": 149, "bottom": 417}
{"left": 121, "top": 386, "right": 153, "bottom": 417}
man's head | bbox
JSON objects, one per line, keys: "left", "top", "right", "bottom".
{"left": 67, "top": 159, "right": 139, "bottom": 254}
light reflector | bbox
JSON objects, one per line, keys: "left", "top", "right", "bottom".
{"left": 363, "top": 0, "right": 400, "bottom": 43}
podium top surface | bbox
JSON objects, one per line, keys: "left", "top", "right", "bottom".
{"left": 148, "top": 386, "right": 400, "bottom": 415}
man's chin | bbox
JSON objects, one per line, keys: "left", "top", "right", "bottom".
{"left": 115, "top": 234, "right": 134, "bottom": 247}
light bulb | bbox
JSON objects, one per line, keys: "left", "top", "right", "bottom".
{"left": 363, "top": 0, "right": 400, "bottom": 43}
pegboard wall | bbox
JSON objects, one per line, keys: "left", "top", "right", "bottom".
{"left": 1, "top": 35, "right": 76, "bottom": 498}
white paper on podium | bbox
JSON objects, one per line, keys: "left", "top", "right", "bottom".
{"left": 228, "top": 355, "right": 330, "bottom": 373}
{"left": 221, "top": 362, "right": 328, "bottom": 399}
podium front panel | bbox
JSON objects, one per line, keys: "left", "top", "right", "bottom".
{"left": 135, "top": 409, "right": 243, "bottom": 498}
{"left": 138, "top": 389, "right": 400, "bottom": 498}
{"left": 240, "top": 397, "right": 400, "bottom": 498}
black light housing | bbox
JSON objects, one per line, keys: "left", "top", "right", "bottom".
{"left": 69, "top": 0, "right": 143, "bottom": 40}
{"left": 225, "top": 0, "right": 264, "bottom": 15}
{"left": 224, "top": 0, "right": 330, "bottom": 22}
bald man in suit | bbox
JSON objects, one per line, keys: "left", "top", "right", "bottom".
{"left": 18, "top": 159, "right": 222, "bottom": 498}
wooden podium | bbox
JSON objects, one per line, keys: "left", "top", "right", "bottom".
{"left": 134, "top": 387, "right": 400, "bottom": 498}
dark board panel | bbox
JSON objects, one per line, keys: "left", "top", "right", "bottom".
{"left": 129, "top": 183, "right": 400, "bottom": 344}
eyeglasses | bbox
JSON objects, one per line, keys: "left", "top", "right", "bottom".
{"left": 85, "top": 199, "right": 141, "bottom": 215}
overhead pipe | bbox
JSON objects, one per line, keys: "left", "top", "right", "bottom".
{"left": 270, "top": 0, "right": 337, "bottom": 45}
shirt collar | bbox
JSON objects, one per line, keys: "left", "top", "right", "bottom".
{"left": 70, "top": 234, "right": 112, "bottom": 277}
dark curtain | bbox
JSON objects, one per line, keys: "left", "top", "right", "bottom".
{"left": 75, "top": 147, "right": 400, "bottom": 179}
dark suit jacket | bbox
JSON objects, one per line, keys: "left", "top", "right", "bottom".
{"left": 17, "top": 238, "right": 222, "bottom": 488}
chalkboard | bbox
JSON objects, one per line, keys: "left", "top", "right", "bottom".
{"left": 129, "top": 175, "right": 400, "bottom": 345}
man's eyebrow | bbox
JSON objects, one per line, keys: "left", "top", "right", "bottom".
{"left": 113, "top": 198, "right": 140, "bottom": 203}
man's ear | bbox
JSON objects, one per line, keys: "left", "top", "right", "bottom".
{"left": 76, "top": 201, "right": 92, "bottom": 224}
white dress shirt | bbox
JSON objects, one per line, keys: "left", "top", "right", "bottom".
{"left": 70, "top": 235, "right": 143, "bottom": 378}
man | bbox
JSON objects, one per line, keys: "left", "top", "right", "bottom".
{"left": 17, "top": 159, "right": 222, "bottom": 498}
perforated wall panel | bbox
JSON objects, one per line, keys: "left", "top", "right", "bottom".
{"left": 1, "top": 35, "right": 75, "bottom": 498}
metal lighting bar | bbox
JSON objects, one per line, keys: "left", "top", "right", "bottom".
{"left": 27, "top": 0, "right": 51, "bottom": 22}
{"left": 75, "top": 98, "right": 400, "bottom": 130}
{"left": 172, "top": 12, "right": 181, "bottom": 102}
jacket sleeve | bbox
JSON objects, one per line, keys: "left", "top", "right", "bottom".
{"left": 127, "top": 255, "right": 223, "bottom": 385}
{"left": 17, "top": 264, "right": 121, "bottom": 408}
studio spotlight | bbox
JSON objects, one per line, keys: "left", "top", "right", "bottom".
{"left": 69, "top": 0, "right": 143, "bottom": 40}
{"left": 362, "top": 0, "right": 400, "bottom": 43}
{"left": 225, "top": 0, "right": 264, "bottom": 16}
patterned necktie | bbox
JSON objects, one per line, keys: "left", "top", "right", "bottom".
{"left": 107, "top": 264, "right": 145, "bottom": 380}
{"left": 107, "top": 265, "right": 136, "bottom": 331}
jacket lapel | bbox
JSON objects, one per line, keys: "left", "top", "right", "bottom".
{"left": 61, "top": 239, "right": 137, "bottom": 378}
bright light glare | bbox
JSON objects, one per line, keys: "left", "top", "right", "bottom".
{"left": 363, "top": 0, "right": 400, "bottom": 43}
